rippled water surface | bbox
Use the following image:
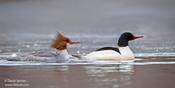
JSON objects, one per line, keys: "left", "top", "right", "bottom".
{"left": 0, "top": 34, "right": 175, "bottom": 64}
{"left": 1, "top": 0, "right": 175, "bottom": 87}
{"left": 0, "top": 34, "right": 175, "bottom": 88}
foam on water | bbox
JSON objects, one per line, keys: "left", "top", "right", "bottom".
{"left": 1, "top": 60, "right": 175, "bottom": 66}
{"left": 135, "top": 53, "right": 175, "bottom": 58}
{"left": 0, "top": 53, "right": 175, "bottom": 66}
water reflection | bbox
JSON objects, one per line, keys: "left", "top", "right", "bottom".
{"left": 84, "top": 64, "right": 134, "bottom": 88}
{"left": 1, "top": 63, "right": 175, "bottom": 88}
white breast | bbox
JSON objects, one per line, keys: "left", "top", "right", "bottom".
{"left": 51, "top": 49, "right": 72, "bottom": 61}
{"left": 119, "top": 46, "right": 135, "bottom": 59}
{"left": 84, "top": 46, "right": 134, "bottom": 60}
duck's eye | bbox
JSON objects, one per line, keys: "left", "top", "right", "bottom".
{"left": 126, "top": 34, "right": 133, "bottom": 40}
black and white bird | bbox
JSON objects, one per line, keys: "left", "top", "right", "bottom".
{"left": 84, "top": 32, "right": 143, "bottom": 60}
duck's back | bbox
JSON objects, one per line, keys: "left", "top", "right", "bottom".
{"left": 85, "top": 50, "right": 121, "bottom": 60}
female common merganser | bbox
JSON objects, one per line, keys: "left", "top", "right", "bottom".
{"left": 84, "top": 32, "right": 143, "bottom": 60}
{"left": 49, "top": 32, "right": 79, "bottom": 61}
{"left": 6, "top": 32, "right": 79, "bottom": 62}
{"left": 29, "top": 32, "right": 80, "bottom": 62}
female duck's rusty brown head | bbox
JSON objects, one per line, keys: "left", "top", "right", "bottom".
{"left": 50, "top": 32, "right": 79, "bottom": 50}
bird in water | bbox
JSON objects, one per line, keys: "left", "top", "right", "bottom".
{"left": 19, "top": 32, "right": 80, "bottom": 63}
{"left": 49, "top": 32, "right": 79, "bottom": 62}
{"left": 84, "top": 32, "right": 143, "bottom": 60}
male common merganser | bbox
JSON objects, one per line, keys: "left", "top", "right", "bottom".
{"left": 84, "top": 32, "right": 143, "bottom": 60}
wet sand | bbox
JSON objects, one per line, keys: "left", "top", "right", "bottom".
{"left": 0, "top": 64, "right": 175, "bottom": 88}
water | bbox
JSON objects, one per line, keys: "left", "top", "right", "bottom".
{"left": 0, "top": 64, "right": 175, "bottom": 88}
{"left": 0, "top": 34, "right": 175, "bottom": 88}
{"left": 0, "top": 33, "right": 175, "bottom": 64}
{"left": 1, "top": 0, "right": 175, "bottom": 88}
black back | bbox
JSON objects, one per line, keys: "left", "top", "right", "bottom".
{"left": 96, "top": 32, "right": 135, "bottom": 53}
{"left": 96, "top": 47, "right": 121, "bottom": 54}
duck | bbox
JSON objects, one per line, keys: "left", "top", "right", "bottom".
{"left": 49, "top": 32, "right": 79, "bottom": 61}
{"left": 5, "top": 32, "right": 79, "bottom": 63}
{"left": 84, "top": 32, "right": 143, "bottom": 60}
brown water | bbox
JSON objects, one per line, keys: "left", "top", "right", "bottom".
{"left": 0, "top": 64, "right": 175, "bottom": 88}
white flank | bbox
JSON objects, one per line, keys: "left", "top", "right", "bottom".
{"left": 84, "top": 46, "right": 134, "bottom": 60}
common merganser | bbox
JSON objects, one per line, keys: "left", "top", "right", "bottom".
{"left": 49, "top": 32, "right": 79, "bottom": 61}
{"left": 5, "top": 32, "right": 79, "bottom": 62}
{"left": 84, "top": 32, "right": 143, "bottom": 60}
